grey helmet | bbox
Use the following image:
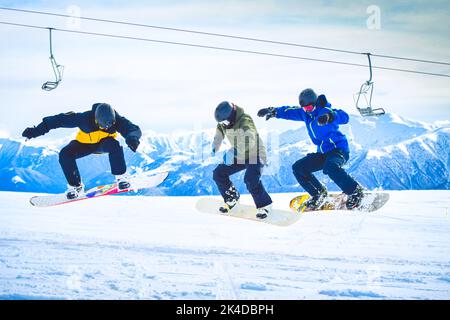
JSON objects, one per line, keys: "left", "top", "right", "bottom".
{"left": 215, "top": 101, "right": 234, "bottom": 122}
{"left": 299, "top": 88, "right": 318, "bottom": 107}
{"left": 94, "top": 103, "right": 116, "bottom": 130}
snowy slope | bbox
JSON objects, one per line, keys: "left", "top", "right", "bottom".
{"left": 0, "top": 113, "right": 449, "bottom": 194}
{"left": 0, "top": 191, "right": 449, "bottom": 300}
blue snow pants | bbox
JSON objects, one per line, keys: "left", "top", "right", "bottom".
{"left": 213, "top": 163, "right": 273, "bottom": 209}
{"left": 292, "top": 148, "right": 358, "bottom": 196}
{"left": 59, "top": 138, "right": 126, "bottom": 186}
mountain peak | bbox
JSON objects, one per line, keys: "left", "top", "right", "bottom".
{"left": 1, "top": 113, "right": 448, "bottom": 193}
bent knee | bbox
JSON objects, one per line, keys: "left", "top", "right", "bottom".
{"left": 323, "top": 163, "right": 341, "bottom": 175}
{"left": 292, "top": 160, "right": 307, "bottom": 175}
{"left": 213, "top": 166, "right": 225, "bottom": 182}
{"left": 59, "top": 146, "right": 72, "bottom": 161}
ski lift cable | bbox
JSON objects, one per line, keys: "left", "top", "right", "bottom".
{"left": 1, "top": 21, "right": 449, "bottom": 79}
{"left": 0, "top": 6, "right": 449, "bottom": 67}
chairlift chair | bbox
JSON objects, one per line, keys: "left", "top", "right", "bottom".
{"left": 42, "top": 28, "right": 64, "bottom": 91}
{"left": 354, "top": 53, "right": 385, "bottom": 116}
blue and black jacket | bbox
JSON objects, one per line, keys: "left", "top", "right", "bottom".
{"left": 274, "top": 97, "right": 350, "bottom": 154}
{"left": 34, "top": 104, "right": 141, "bottom": 144}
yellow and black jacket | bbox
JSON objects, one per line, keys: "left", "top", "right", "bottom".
{"left": 75, "top": 129, "right": 118, "bottom": 144}
{"left": 37, "top": 104, "right": 141, "bottom": 144}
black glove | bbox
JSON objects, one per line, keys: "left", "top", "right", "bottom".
{"left": 316, "top": 94, "right": 328, "bottom": 108}
{"left": 126, "top": 136, "right": 140, "bottom": 152}
{"left": 257, "top": 107, "right": 276, "bottom": 120}
{"left": 22, "top": 122, "right": 48, "bottom": 139}
{"left": 22, "top": 127, "right": 38, "bottom": 139}
{"left": 318, "top": 112, "right": 335, "bottom": 126}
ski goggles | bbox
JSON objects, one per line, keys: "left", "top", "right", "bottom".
{"left": 302, "top": 104, "right": 315, "bottom": 112}
{"left": 95, "top": 119, "right": 115, "bottom": 130}
{"left": 219, "top": 119, "right": 231, "bottom": 126}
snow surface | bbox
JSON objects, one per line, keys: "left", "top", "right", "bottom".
{"left": 0, "top": 190, "right": 449, "bottom": 300}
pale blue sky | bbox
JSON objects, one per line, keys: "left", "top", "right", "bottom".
{"left": 0, "top": 0, "right": 449, "bottom": 138}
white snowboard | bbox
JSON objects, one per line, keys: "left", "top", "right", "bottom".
{"left": 30, "top": 171, "right": 169, "bottom": 207}
{"left": 195, "top": 198, "right": 301, "bottom": 227}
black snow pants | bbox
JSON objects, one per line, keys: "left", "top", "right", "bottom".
{"left": 59, "top": 138, "right": 126, "bottom": 186}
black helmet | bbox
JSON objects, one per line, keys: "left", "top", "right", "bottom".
{"left": 299, "top": 88, "right": 318, "bottom": 107}
{"left": 215, "top": 101, "right": 235, "bottom": 123}
{"left": 94, "top": 103, "right": 116, "bottom": 129}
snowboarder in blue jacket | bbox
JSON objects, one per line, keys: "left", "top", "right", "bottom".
{"left": 22, "top": 103, "right": 141, "bottom": 200}
{"left": 257, "top": 88, "right": 364, "bottom": 210}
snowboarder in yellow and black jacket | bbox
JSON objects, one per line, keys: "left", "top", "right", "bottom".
{"left": 22, "top": 103, "right": 141, "bottom": 200}
{"left": 212, "top": 101, "right": 272, "bottom": 219}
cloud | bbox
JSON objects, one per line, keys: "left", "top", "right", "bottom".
{"left": 0, "top": 0, "right": 449, "bottom": 138}
{"left": 0, "top": 128, "right": 10, "bottom": 138}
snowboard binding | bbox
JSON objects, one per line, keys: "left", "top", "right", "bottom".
{"left": 219, "top": 185, "right": 240, "bottom": 214}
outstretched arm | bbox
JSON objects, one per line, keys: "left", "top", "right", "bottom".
{"left": 43, "top": 111, "right": 84, "bottom": 129}
{"left": 22, "top": 111, "right": 83, "bottom": 139}
{"left": 274, "top": 106, "right": 306, "bottom": 121}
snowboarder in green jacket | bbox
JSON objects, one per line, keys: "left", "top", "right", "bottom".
{"left": 212, "top": 101, "right": 273, "bottom": 219}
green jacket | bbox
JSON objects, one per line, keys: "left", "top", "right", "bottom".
{"left": 213, "top": 105, "right": 267, "bottom": 164}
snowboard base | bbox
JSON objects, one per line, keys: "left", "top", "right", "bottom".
{"left": 30, "top": 171, "right": 169, "bottom": 207}
{"left": 290, "top": 192, "right": 390, "bottom": 213}
{"left": 195, "top": 198, "right": 300, "bottom": 227}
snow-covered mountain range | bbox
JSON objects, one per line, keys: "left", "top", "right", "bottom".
{"left": 0, "top": 113, "right": 449, "bottom": 194}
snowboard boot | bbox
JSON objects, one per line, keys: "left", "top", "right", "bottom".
{"left": 303, "top": 187, "right": 328, "bottom": 211}
{"left": 65, "top": 184, "right": 84, "bottom": 200}
{"left": 219, "top": 186, "right": 240, "bottom": 213}
{"left": 256, "top": 204, "right": 272, "bottom": 219}
{"left": 346, "top": 185, "right": 365, "bottom": 209}
{"left": 115, "top": 174, "right": 131, "bottom": 190}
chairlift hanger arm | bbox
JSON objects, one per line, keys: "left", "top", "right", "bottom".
{"left": 365, "top": 53, "right": 373, "bottom": 83}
